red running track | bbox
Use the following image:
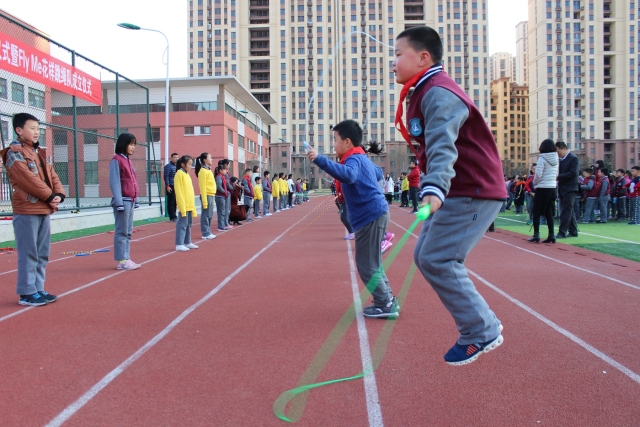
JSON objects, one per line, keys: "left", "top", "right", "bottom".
{"left": 0, "top": 197, "right": 639, "bottom": 426}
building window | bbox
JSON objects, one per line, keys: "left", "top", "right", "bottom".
{"left": 185, "top": 127, "right": 195, "bottom": 135}
{"left": 11, "top": 82, "right": 24, "bottom": 103}
{"left": 55, "top": 162, "right": 69, "bottom": 186}
{"left": 151, "top": 127, "right": 161, "bottom": 142}
{"left": 28, "top": 88, "right": 45, "bottom": 109}
{"left": 0, "top": 78, "right": 7, "bottom": 99}
{"left": 83, "top": 130, "right": 98, "bottom": 145}
{"left": 200, "top": 126, "right": 210, "bottom": 135}
{"left": 238, "top": 134, "right": 244, "bottom": 148}
{"left": 53, "top": 129, "right": 67, "bottom": 145}
{"left": 84, "top": 162, "right": 99, "bottom": 185}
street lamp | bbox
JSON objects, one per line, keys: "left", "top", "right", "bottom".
{"left": 238, "top": 110, "right": 263, "bottom": 169}
{"left": 117, "top": 22, "right": 170, "bottom": 167}
{"left": 278, "top": 138, "right": 293, "bottom": 174}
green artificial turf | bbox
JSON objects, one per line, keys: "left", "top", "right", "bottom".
{"left": 494, "top": 210, "right": 640, "bottom": 262}
{"left": 0, "top": 217, "right": 167, "bottom": 249}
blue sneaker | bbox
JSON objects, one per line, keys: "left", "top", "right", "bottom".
{"left": 38, "top": 291, "right": 58, "bottom": 303}
{"left": 444, "top": 330, "right": 504, "bottom": 366}
{"left": 18, "top": 293, "right": 48, "bottom": 306}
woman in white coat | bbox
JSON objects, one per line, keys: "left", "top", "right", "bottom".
{"left": 528, "top": 139, "right": 559, "bottom": 243}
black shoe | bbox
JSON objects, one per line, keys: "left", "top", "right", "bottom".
{"left": 527, "top": 236, "right": 540, "bottom": 243}
{"left": 568, "top": 232, "right": 579, "bottom": 237}
{"left": 542, "top": 236, "right": 556, "bottom": 244}
{"left": 19, "top": 293, "right": 48, "bottom": 306}
{"left": 38, "top": 291, "right": 58, "bottom": 303}
{"left": 556, "top": 233, "right": 567, "bottom": 239}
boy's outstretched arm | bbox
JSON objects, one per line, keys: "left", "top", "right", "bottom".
{"left": 309, "top": 150, "right": 361, "bottom": 184}
{"left": 418, "top": 87, "right": 469, "bottom": 212}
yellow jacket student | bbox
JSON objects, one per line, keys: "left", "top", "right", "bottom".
{"left": 272, "top": 178, "right": 280, "bottom": 198}
{"left": 197, "top": 166, "right": 216, "bottom": 209}
{"left": 279, "top": 178, "right": 288, "bottom": 195}
{"left": 254, "top": 185, "right": 263, "bottom": 201}
{"left": 401, "top": 177, "right": 409, "bottom": 191}
{"left": 175, "top": 168, "right": 197, "bottom": 217}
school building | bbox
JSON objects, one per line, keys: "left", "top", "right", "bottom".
{"left": 50, "top": 77, "right": 276, "bottom": 198}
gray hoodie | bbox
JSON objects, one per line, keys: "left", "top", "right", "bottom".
{"left": 533, "top": 152, "right": 559, "bottom": 189}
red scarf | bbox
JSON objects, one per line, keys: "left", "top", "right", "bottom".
{"left": 339, "top": 146, "right": 366, "bottom": 164}
{"left": 394, "top": 68, "right": 430, "bottom": 160}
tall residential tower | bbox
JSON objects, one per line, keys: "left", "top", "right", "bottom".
{"left": 528, "top": 0, "right": 639, "bottom": 169}
{"left": 515, "top": 21, "right": 528, "bottom": 85}
{"left": 187, "top": 0, "right": 491, "bottom": 157}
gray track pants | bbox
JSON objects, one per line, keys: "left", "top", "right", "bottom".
{"left": 13, "top": 214, "right": 51, "bottom": 295}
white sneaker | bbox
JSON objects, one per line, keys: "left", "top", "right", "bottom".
{"left": 176, "top": 245, "right": 190, "bottom": 252}
{"left": 255, "top": 215, "right": 262, "bottom": 219}
{"left": 203, "top": 235, "right": 216, "bottom": 240}
{"left": 186, "top": 243, "right": 199, "bottom": 249}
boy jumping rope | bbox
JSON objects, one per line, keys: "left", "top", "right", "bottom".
{"left": 308, "top": 120, "right": 398, "bottom": 318}
{"left": 1, "top": 113, "right": 66, "bottom": 306}
{"left": 394, "top": 26, "right": 506, "bottom": 365}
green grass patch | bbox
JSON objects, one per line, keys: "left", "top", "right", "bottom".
{"left": 494, "top": 209, "right": 640, "bottom": 262}
{"left": 0, "top": 217, "right": 167, "bottom": 249}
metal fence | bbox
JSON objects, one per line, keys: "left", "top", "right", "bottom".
{"left": 0, "top": 11, "right": 162, "bottom": 215}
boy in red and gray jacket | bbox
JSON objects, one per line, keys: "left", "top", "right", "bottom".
{"left": 407, "top": 160, "right": 420, "bottom": 213}
{"left": 393, "top": 26, "right": 506, "bottom": 365}
{"left": 0, "top": 113, "right": 66, "bottom": 306}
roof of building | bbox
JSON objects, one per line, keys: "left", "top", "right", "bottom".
{"left": 102, "top": 76, "right": 276, "bottom": 125}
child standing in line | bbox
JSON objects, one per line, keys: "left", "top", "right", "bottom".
{"left": 393, "top": 26, "right": 506, "bottom": 365}
{"left": 215, "top": 161, "right": 230, "bottom": 231}
{"left": 295, "top": 178, "right": 303, "bottom": 204}
{"left": 195, "top": 152, "right": 217, "bottom": 240}
{"left": 0, "top": 113, "right": 66, "bottom": 306}
{"left": 109, "top": 133, "right": 141, "bottom": 271}
{"left": 279, "top": 173, "right": 288, "bottom": 210}
{"left": 580, "top": 168, "right": 599, "bottom": 223}
{"left": 308, "top": 120, "right": 398, "bottom": 318}
{"left": 174, "top": 155, "right": 199, "bottom": 252}
{"left": 303, "top": 179, "right": 309, "bottom": 202}
{"left": 629, "top": 166, "right": 640, "bottom": 225}
{"left": 596, "top": 168, "right": 610, "bottom": 223}
{"left": 262, "top": 171, "right": 272, "bottom": 216}
{"left": 242, "top": 168, "right": 255, "bottom": 222}
{"left": 254, "top": 176, "right": 263, "bottom": 218}
{"left": 272, "top": 173, "right": 280, "bottom": 213}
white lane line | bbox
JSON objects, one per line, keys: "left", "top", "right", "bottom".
{"left": 482, "top": 236, "right": 640, "bottom": 291}
{"left": 468, "top": 270, "right": 640, "bottom": 385}
{"left": 496, "top": 216, "right": 640, "bottom": 245}
{"left": 345, "top": 239, "right": 384, "bottom": 427}
{"left": 45, "top": 198, "right": 331, "bottom": 427}
{"left": 388, "top": 219, "right": 640, "bottom": 386}
{"left": 0, "top": 229, "right": 175, "bottom": 278}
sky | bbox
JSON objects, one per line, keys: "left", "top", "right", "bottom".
{"left": 0, "top": 0, "right": 528, "bottom": 80}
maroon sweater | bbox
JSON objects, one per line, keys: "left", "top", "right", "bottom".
{"left": 406, "top": 72, "right": 506, "bottom": 200}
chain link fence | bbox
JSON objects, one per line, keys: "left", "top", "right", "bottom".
{"left": 0, "top": 11, "right": 161, "bottom": 215}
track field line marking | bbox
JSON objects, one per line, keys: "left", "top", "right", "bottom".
{"left": 496, "top": 216, "right": 640, "bottom": 245}
{"left": 45, "top": 198, "right": 331, "bottom": 427}
{"left": 0, "top": 229, "right": 176, "bottom": 278}
{"left": 345, "top": 238, "right": 384, "bottom": 427}
{"left": 482, "top": 236, "right": 640, "bottom": 291}
{"left": 389, "top": 219, "right": 640, "bottom": 387}
{"left": 0, "top": 199, "right": 332, "bottom": 322}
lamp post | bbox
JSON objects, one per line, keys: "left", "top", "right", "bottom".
{"left": 278, "top": 138, "right": 293, "bottom": 174}
{"left": 117, "top": 22, "right": 170, "bottom": 166}
{"left": 238, "top": 110, "right": 263, "bottom": 170}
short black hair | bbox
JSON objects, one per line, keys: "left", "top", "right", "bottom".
{"left": 599, "top": 168, "right": 609, "bottom": 176}
{"left": 616, "top": 168, "right": 625, "bottom": 174}
{"left": 582, "top": 168, "right": 593, "bottom": 174}
{"left": 171, "top": 152, "right": 179, "bottom": 157}
{"left": 264, "top": 170, "right": 270, "bottom": 177}
{"left": 245, "top": 168, "right": 252, "bottom": 174}
{"left": 396, "top": 26, "right": 443, "bottom": 63}
{"left": 555, "top": 141, "right": 567, "bottom": 150}
{"left": 115, "top": 133, "right": 137, "bottom": 155}
{"left": 539, "top": 139, "right": 557, "bottom": 154}
{"left": 13, "top": 113, "right": 39, "bottom": 134}
{"left": 255, "top": 176, "right": 261, "bottom": 182}
{"left": 631, "top": 166, "right": 640, "bottom": 172}
{"left": 409, "top": 160, "right": 416, "bottom": 167}
{"left": 531, "top": 163, "right": 537, "bottom": 167}
{"left": 218, "top": 159, "right": 229, "bottom": 166}
{"left": 288, "top": 174, "right": 292, "bottom": 179}
{"left": 332, "top": 120, "right": 363, "bottom": 147}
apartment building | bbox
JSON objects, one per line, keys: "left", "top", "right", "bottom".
{"left": 186, "top": 0, "right": 491, "bottom": 157}
{"left": 490, "top": 52, "right": 515, "bottom": 82}
{"left": 490, "top": 77, "right": 529, "bottom": 176}
{"left": 527, "top": 0, "right": 640, "bottom": 170}
{"left": 515, "top": 21, "right": 529, "bottom": 85}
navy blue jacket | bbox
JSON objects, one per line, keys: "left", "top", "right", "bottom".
{"left": 164, "top": 162, "right": 176, "bottom": 186}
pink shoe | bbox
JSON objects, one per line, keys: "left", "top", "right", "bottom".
{"left": 225, "top": 225, "right": 233, "bottom": 230}
{"left": 384, "top": 232, "right": 395, "bottom": 243}
{"left": 381, "top": 240, "right": 393, "bottom": 254}
{"left": 116, "top": 259, "right": 141, "bottom": 271}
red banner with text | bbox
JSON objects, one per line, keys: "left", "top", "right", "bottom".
{"left": 0, "top": 31, "right": 102, "bottom": 105}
